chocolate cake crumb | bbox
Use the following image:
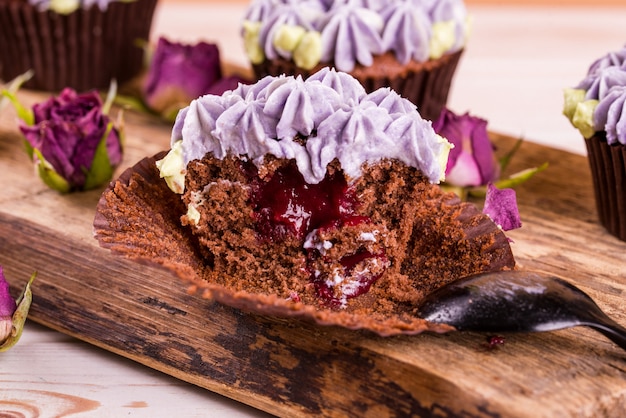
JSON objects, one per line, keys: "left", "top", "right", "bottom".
{"left": 178, "top": 154, "right": 515, "bottom": 317}
{"left": 94, "top": 153, "right": 515, "bottom": 336}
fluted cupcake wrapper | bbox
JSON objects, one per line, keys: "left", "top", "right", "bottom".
{"left": 585, "top": 133, "right": 626, "bottom": 242}
{"left": 0, "top": 0, "right": 157, "bottom": 92}
{"left": 252, "top": 49, "right": 463, "bottom": 122}
{"left": 93, "top": 152, "right": 515, "bottom": 337}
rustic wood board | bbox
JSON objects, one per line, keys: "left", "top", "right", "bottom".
{"left": 2, "top": 90, "right": 626, "bottom": 417}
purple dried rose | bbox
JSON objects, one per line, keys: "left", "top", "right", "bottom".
{"left": 0, "top": 268, "right": 16, "bottom": 324}
{"left": 0, "top": 266, "right": 36, "bottom": 352}
{"left": 143, "top": 38, "right": 221, "bottom": 117}
{"left": 432, "top": 107, "right": 549, "bottom": 233}
{"left": 433, "top": 107, "right": 547, "bottom": 192}
{"left": 141, "top": 37, "right": 251, "bottom": 121}
{"left": 433, "top": 108, "right": 500, "bottom": 187}
{"left": 11, "top": 87, "right": 123, "bottom": 193}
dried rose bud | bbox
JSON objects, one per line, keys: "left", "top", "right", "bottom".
{"left": 0, "top": 268, "right": 17, "bottom": 342}
{"left": 15, "top": 87, "right": 123, "bottom": 193}
{"left": 433, "top": 108, "right": 500, "bottom": 187}
{"left": 143, "top": 37, "right": 222, "bottom": 119}
{"left": 142, "top": 37, "right": 252, "bottom": 121}
{"left": 0, "top": 266, "right": 36, "bottom": 352}
{"left": 433, "top": 107, "right": 547, "bottom": 216}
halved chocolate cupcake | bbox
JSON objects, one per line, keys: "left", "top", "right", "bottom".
{"left": 94, "top": 69, "right": 515, "bottom": 336}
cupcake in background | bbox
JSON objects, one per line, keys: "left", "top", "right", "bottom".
{"left": 241, "top": 0, "right": 470, "bottom": 121}
{"left": 0, "top": 0, "right": 158, "bottom": 92}
{"left": 563, "top": 45, "right": 626, "bottom": 241}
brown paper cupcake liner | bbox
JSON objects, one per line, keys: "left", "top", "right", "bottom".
{"left": 251, "top": 49, "right": 463, "bottom": 121}
{"left": 94, "top": 153, "right": 515, "bottom": 336}
{"left": 584, "top": 133, "right": 626, "bottom": 241}
{"left": 0, "top": 0, "right": 157, "bottom": 92}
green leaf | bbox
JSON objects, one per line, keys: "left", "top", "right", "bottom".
{"left": 0, "top": 70, "right": 35, "bottom": 124}
{"left": 0, "top": 90, "right": 35, "bottom": 126}
{"left": 0, "top": 272, "right": 36, "bottom": 352}
{"left": 469, "top": 162, "right": 549, "bottom": 198}
{"left": 498, "top": 138, "right": 523, "bottom": 173}
{"left": 83, "top": 122, "right": 114, "bottom": 190}
{"left": 113, "top": 93, "right": 154, "bottom": 115}
{"left": 162, "top": 105, "right": 182, "bottom": 123}
{"left": 33, "top": 149, "right": 71, "bottom": 193}
{"left": 495, "top": 162, "right": 549, "bottom": 188}
{"left": 23, "top": 139, "right": 35, "bottom": 161}
{"left": 102, "top": 79, "right": 118, "bottom": 116}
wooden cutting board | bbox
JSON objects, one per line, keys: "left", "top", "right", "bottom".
{"left": 2, "top": 89, "right": 626, "bottom": 418}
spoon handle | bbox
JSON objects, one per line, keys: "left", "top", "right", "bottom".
{"left": 587, "top": 314, "right": 626, "bottom": 352}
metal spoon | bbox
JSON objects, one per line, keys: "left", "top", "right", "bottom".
{"left": 417, "top": 270, "right": 626, "bottom": 351}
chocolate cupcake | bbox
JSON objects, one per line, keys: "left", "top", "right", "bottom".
{"left": 94, "top": 69, "right": 515, "bottom": 336}
{"left": 241, "top": 0, "right": 469, "bottom": 121}
{"left": 0, "top": 0, "right": 158, "bottom": 92}
{"left": 563, "top": 45, "right": 626, "bottom": 242}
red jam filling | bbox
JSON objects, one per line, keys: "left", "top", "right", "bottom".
{"left": 247, "top": 160, "right": 388, "bottom": 307}
{"left": 311, "top": 249, "right": 388, "bottom": 308}
{"left": 249, "top": 160, "right": 360, "bottom": 241}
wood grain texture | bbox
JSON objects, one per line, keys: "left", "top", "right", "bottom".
{"left": 2, "top": 91, "right": 626, "bottom": 417}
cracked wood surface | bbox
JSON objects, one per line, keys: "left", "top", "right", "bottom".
{"left": 2, "top": 89, "right": 626, "bottom": 417}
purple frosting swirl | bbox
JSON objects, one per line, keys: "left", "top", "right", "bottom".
{"left": 243, "top": 0, "right": 468, "bottom": 72}
{"left": 594, "top": 86, "right": 626, "bottom": 145}
{"left": 171, "top": 69, "right": 450, "bottom": 184}
{"left": 573, "top": 45, "right": 626, "bottom": 144}
{"left": 318, "top": 4, "right": 384, "bottom": 72}
{"left": 257, "top": 3, "right": 318, "bottom": 61}
{"left": 380, "top": 2, "right": 431, "bottom": 64}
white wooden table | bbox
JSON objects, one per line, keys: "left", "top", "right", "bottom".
{"left": 2, "top": 3, "right": 626, "bottom": 417}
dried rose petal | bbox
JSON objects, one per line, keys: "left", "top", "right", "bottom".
{"left": 483, "top": 183, "right": 522, "bottom": 231}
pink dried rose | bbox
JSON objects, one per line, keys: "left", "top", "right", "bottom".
{"left": 433, "top": 109, "right": 500, "bottom": 187}
{"left": 433, "top": 108, "right": 547, "bottom": 201}
{"left": 141, "top": 37, "right": 251, "bottom": 121}
{"left": 432, "top": 107, "right": 548, "bottom": 232}
{"left": 0, "top": 266, "right": 36, "bottom": 352}
{"left": 3, "top": 84, "right": 123, "bottom": 193}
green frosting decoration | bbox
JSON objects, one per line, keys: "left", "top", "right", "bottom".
{"left": 572, "top": 99, "right": 599, "bottom": 139}
{"left": 293, "top": 31, "right": 323, "bottom": 70}
{"left": 243, "top": 21, "right": 265, "bottom": 65}
{"left": 563, "top": 87, "right": 586, "bottom": 122}
{"left": 273, "top": 24, "right": 306, "bottom": 53}
{"left": 50, "top": 0, "right": 80, "bottom": 14}
{"left": 429, "top": 20, "right": 456, "bottom": 60}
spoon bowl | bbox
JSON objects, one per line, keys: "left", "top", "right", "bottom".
{"left": 417, "top": 270, "right": 626, "bottom": 351}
